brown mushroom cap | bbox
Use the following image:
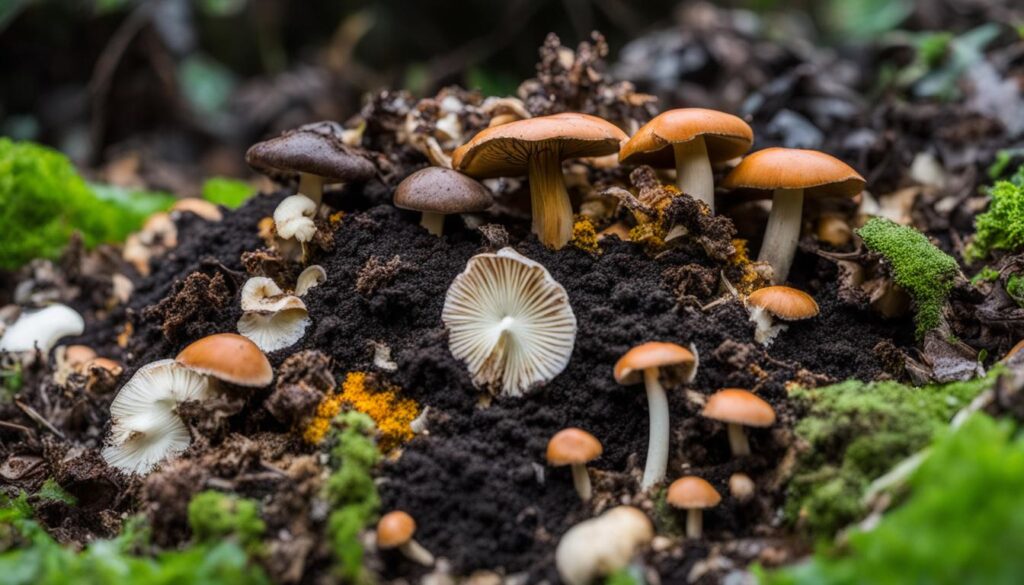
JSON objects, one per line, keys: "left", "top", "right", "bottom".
{"left": 747, "top": 286, "right": 820, "bottom": 321}
{"left": 393, "top": 167, "right": 494, "bottom": 214}
{"left": 613, "top": 341, "right": 695, "bottom": 386}
{"left": 667, "top": 476, "right": 721, "bottom": 509}
{"left": 702, "top": 389, "right": 776, "bottom": 427}
{"left": 176, "top": 333, "right": 273, "bottom": 387}
{"left": 721, "top": 148, "right": 865, "bottom": 199}
{"left": 547, "top": 428, "right": 603, "bottom": 466}
{"left": 619, "top": 108, "right": 753, "bottom": 167}
{"left": 452, "top": 113, "right": 628, "bottom": 178}
{"left": 245, "top": 121, "right": 376, "bottom": 183}
{"left": 377, "top": 510, "right": 416, "bottom": 549}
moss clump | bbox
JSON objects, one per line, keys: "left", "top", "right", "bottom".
{"left": 766, "top": 414, "right": 1024, "bottom": 585}
{"left": 969, "top": 266, "right": 1000, "bottom": 285}
{"left": 36, "top": 479, "right": 76, "bottom": 507}
{"left": 856, "top": 218, "right": 959, "bottom": 337}
{"left": 1007, "top": 274, "right": 1024, "bottom": 307}
{"left": 187, "top": 491, "right": 265, "bottom": 557}
{"left": 967, "top": 173, "right": 1024, "bottom": 262}
{"left": 786, "top": 374, "right": 995, "bottom": 535}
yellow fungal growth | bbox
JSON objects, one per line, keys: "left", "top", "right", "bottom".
{"left": 303, "top": 391, "right": 345, "bottom": 445}
{"left": 570, "top": 217, "right": 600, "bottom": 254}
{"left": 728, "top": 239, "right": 764, "bottom": 295}
{"left": 303, "top": 372, "right": 419, "bottom": 450}
{"left": 329, "top": 211, "right": 346, "bottom": 226}
{"left": 628, "top": 222, "right": 666, "bottom": 250}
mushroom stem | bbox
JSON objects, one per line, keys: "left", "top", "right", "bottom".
{"left": 420, "top": 212, "right": 445, "bottom": 236}
{"left": 673, "top": 137, "right": 715, "bottom": 213}
{"left": 727, "top": 423, "right": 750, "bottom": 457}
{"left": 399, "top": 539, "right": 435, "bottom": 566}
{"left": 527, "top": 148, "right": 574, "bottom": 250}
{"left": 297, "top": 173, "right": 325, "bottom": 206}
{"left": 757, "top": 188, "right": 804, "bottom": 284}
{"left": 686, "top": 508, "right": 703, "bottom": 539}
{"left": 641, "top": 367, "right": 669, "bottom": 490}
{"left": 571, "top": 463, "right": 593, "bottom": 502}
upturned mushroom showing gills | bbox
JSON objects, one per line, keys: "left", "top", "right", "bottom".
{"left": 237, "top": 277, "right": 310, "bottom": 353}
{"left": 245, "top": 120, "right": 376, "bottom": 206}
{"left": 393, "top": 167, "right": 494, "bottom": 236}
{"left": 722, "top": 148, "right": 865, "bottom": 283}
{"left": 745, "top": 285, "right": 819, "bottom": 346}
{"left": 667, "top": 476, "right": 721, "bottom": 539}
{"left": 702, "top": 388, "right": 776, "bottom": 457}
{"left": 620, "top": 108, "right": 753, "bottom": 213}
{"left": 546, "top": 428, "right": 603, "bottom": 501}
{"left": 614, "top": 341, "right": 697, "bottom": 490}
{"left": 452, "top": 113, "right": 627, "bottom": 249}
{"left": 442, "top": 247, "right": 576, "bottom": 398}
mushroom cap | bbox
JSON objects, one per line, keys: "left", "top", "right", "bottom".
{"left": 176, "top": 333, "right": 273, "bottom": 387}
{"left": 0, "top": 304, "right": 85, "bottom": 354}
{"left": 171, "top": 198, "right": 223, "bottom": 222}
{"left": 728, "top": 472, "right": 756, "bottom": 501}
{"left": 393, "top": 167, "right": 494, "bottom": 214}
{"left": 747, "top": 286, "right": 820, "bottom": 321}
{"left": 613, "top": 341, "right": 696, "bottom": 386}
{"left": 452, "top": 113, "right": 628, "bottom": 178}
{"left": 702, "top": 388, "right": 776, "bottom": 427}
{"left": 555, "top": 506, "right": 653, "bottom": 585}
{"left": 721, "top": 147, "right": 865, "bottom": 199}
{"left": 619, "top": 108, "right": 754, "bottom": 167}
{"left": 245, "top": 121, "right": 376, "bottom": 183}
{"left": 377, "top": 510, "right": 416, "bottom": 549}
{"left": 547, "top": 428, "right": 603, "bottom": 466}
{"left": 667, "top": 476, "right": 722, "bottom": 509}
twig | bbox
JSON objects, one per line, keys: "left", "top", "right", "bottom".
{"left": 15, "top": 400, "right": 65, "bottom": 439}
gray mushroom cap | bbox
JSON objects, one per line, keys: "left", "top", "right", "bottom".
{"left": 245, "top": 121, "right": 376, "bottom": 183}
{"left": 393, "top": 167, "right": 494, "bottom": 214}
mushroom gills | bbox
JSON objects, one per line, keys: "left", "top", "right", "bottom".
{"left": 674, "top": 136, "right": 715, "bottom": 212}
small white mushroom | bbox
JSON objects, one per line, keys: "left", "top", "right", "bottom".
{"left": 237, "top": 278, "right": 309, "bottom": 353}
{"left": 295, "top": 265, "right": 327, "bottom": 296}
{"left": 0, "top": 304, "right": 84, "bottom": 355}
{"left": 555, "top": 506, "right": 654, "bottom": 585}
{"left": 273, "top": 194, "right": 318, "bottom": 243}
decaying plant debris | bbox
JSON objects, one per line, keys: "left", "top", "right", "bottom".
{"left": 5, "top": 6, "right": 1024, "bottom": 585}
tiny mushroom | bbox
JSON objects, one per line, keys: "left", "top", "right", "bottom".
{"left": 295, "top": 265, "right": 327, "bottom": 296}
{"left": 171, "top": 198, "right": 223, "bottom": 222}
{"left": 702, "top": 388, "right": 776, "bottom": 457}
{"left": 442, "top": 247, "right": 576, "bottom": 397}
{"left": 237, "top": 277, "right": 310, "bottom": 353}
{"left": 555, "top": 506, "right": 654, "bottom": 585}
{"left": 746, "top": 285, "right": 820, "bottom": 346}
{"left": 453, "top": 113, "right": 628, "bottom": 249}
{"left": 0, "top": 304, "right": 84, "bottom": 356}
{"left": 176, "top": 333, "right": 273, "bottom": 388}
{"left": 620, "top": 108, "right": 753, "bottom": 213}
{"left": 393, "top": 167, "right": 494, "bottom": 236}
{"left": 274, "top": 194, "right": 318, "bottom": 246}
{"left": 614, "top": 341, "right": 697, "bottom": 490}
{"left": 729, "top": 472, "right": 756, "bottom": 503}
{"left": 722, "top": 148, "right": 865, "bottom": 283}
{"left": 667, "top": 476, "right": 721, "bottom": 539}
{"left": 246, "top": 121, "right": 376, "bottom": 206}
{"left": 546, "top": 428, "right": 603, "bottom": 501}
{"left": 377, "top": 510, "right": 434, "bottom": 566}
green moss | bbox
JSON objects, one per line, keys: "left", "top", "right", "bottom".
{"left": 786, "top": 374, "right": 995, "bottom": 536}
{"left": 763, "top": 414, "right": 1024, "bottom": 585}
{"left": 605, "top": 568, "right": 642, "bottom": 585}
{"left": 969, "top": 266, "right": 999, "bottom": 285}
{"left": 1007, "top": 274, "right": 1024, "bottom": 307}
{"left": 202, "top": 177, "right": 255, "bottom": 209}
{"left": 187, "top": 491, "right": 265, "bottom": 557}
{"left": 36, "top": 479, "right": 76, "bottom": 507}
{"left": 856, "top": 218, "right": 959, "bottom": 337}
{"left": 967, "top": 174, "right": 1024, "bottom": 262}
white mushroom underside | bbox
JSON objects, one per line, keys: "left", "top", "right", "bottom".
{"left": 238, "top": 309, "right": 310, "bottom": 353}
{"left": 442, "top": 247, "right": 576, "bottom": 397}
{"left": 749, "top": 306, "right": 788, "bottom": 346}
{"left": 102, "top": 359, "right": 212, "bottom": 474}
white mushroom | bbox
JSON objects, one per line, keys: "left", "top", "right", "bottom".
{"left": 0, "top": 304, "right": 85, "bottom": 355}
{"left": 295, "top": 265, "right": 327, "bottom": 296}
{"left": 237, "top": 278, "right": 309, "bottom": 353}
{"left": 555, "top": 506, "right": 654, "bottom": 585}
{"left": 273, "top": 194, "right": 317, "bottom": 243}
{"left": 442, "top": 247, "right": 576, "bottom": 398}
{"left": 102, "top": 359, "right": 212, "bottom": 474}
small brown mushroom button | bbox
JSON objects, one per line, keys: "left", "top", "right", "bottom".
{"left": 746, "top": 285, "right": 820, "bottom": 346}
{"left": 614, "top": 342, "right": 697, "bottom": 490}
{"left": 393, "top": 167, "right": 494, "bottom": 236}
{"left": 547, "top": 428, "right": 603, "bottom": 502}
{"left": 246, "top": 121, "right": 376, "bottom": 205}
{"left": 453, "top": 113, "right": 627, "bottom": 250}
{"left": 702, "top": 388, "right": 776, "bottom": 457}
{"left": 620, "top": 108, "right": 753, "bottom": 213}
{"left": 377, "top": 510, "right": 434, "bottom": 566}
{"left": 176, "top": 333, "right": 273, "bottom": 388}
{"left": 667, "top": 476, "right": 721, "bottom": 539}
{"left": 722, "top": 148, "right": 865, "bottom": 283}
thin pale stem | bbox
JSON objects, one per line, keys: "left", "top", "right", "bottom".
{"left": 686, "top": 508, "right": 703, "bottom": 539}
{"left": 400, "top": 539, "right": 435, "bottom": 566}
{"left": 527, "top": 148, "right": 574, "bottom": 249}
{"left": 727, "top": 423, "right": 750, "bottom": 457}
{"left": 674, "top": 137, "right": 715, "bottom": 212}
{"left": 757, "top": 188, "right": 804, "bottom": 284}
{"left": 571, "top": 463, "right": 592, "bottom": 502}
{"left": 641, "top": 367, "right": 669, "bottom": 490}
{"left": 420, "top": 212, "right": 445, "bottom": 236}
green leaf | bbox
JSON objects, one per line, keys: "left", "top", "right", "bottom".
{"left": 202, "top": 177, "right": 254, "bottom": 209}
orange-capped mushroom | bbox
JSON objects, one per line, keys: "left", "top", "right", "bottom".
{"left": 547, "top": 428, "right": 603, "bottom": 501}
{"left": 746, "top": 285, "right": 819, "bottom": 346}
{"left": 702, "top": 388, "right": 776, "bottom": 457}
{"left": 667, "top": 476, "right": 721, "bottom": 538}
{"left": 377, "top": 511, "right": 434, "bottom": 566}
{"left": 176, "top": 333, "right": 273, "bottom": 387}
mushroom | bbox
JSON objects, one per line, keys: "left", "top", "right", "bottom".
{"left": 701, "top": 388, "right": 776, "bottom": 457}
{"left": 721, "top": 148, "right": 865, "bottom": 283}
{"left": 619, "top": 108, "right": 753, "bottom": 213}
{"left": 0, "top": 304, "right": 84, "bottom": 355}
{"left": 442, "top": 247, "right": 576, "bottom": 398}
{"left": 546, "top": 428, "right": 603, "bottom": 501}
{"left": 245, "top": 121, "right": 376, "bottom": 206}
{"left": 667, "top": 476, "right": 721, "bottom": 539}
{"left": 171, "top": 198, "right": 223, "bottom": 222}
{"left": 393, "top": 167, "right": 494, "bottom": 236}
{"left": 274, "top": 193, "right": 317, "bottom": 242}
{"left": 555, "top": 506, "right": 653, "bottom": 585}
{"left": 53, "top": 344, "right": 97, "bottom": 385}
{"left": 376, "top": 510, "right": 434, "bottom": 566}
{"left": 728, "top": 472, "right": 755, "bottom": 503}
{"left": 453, "top": 113, "right": 627, "bottom": 249}
{"left": 613, "top": 342, "right": 697, "bottom": 490}
{"left": 295, "top": 265, "right": 327, "bottom": 296}
{"left": 176, "top": 333, "right": 273, "bottom": 388}
{"left": 745, "top": 285, "right": 819, "bottom": 346}
{"left": 102, "top": 359, "right": 213, "bottom": 474}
